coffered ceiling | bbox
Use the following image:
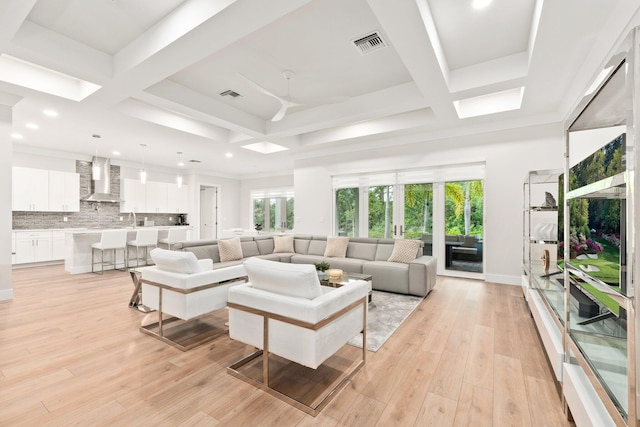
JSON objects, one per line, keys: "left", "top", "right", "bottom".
{"left": 0, "top": 0, "right": 638, "bottom": 178}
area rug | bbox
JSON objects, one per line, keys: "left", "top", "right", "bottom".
{"left": 348, "top": 290, "right": 423, "bottom": 352}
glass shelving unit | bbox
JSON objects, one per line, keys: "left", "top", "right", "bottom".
{"left": 561, "top": 26, "right": 639, "bottom": 427}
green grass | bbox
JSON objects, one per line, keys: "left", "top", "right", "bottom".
{"left": 557, "top": 236, "right": 622, "bottom": 315}
{"left": 568, "top": 237, "right": 621, "bottom": 286}
{"left": 577, "top": 282, "right": 620, "bottom": 316}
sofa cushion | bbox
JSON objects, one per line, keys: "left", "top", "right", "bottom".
{"left": 346, "top": 241, "right": 377, "bottom": 261}
{"left": 244, "top": 257, "right": 322, "bottom": 299}
{"left": 219, "top": 237, "right": 243, "bottom": 262}
{"left": 294, "top": 238, "right": 311, "bottom": 254}
{"left": 320, "top": 257, "right": 366, "bottom": 274}
{"left": 240, "top": 240, "right": 260, "bottom": 258}
{"left": 150, "top": 248, "right": 204, "bottom": 274}
{"left": 184, "top": 244, "right": 220, "bottom": 262}
{"left": 291, "top": 254, "right": 326, "bottom": 266}
{"left": 307, "top": 240, "right": 327, "bottom": 256}
{"left": 374, "top": 241, "right": 394, "bottom": 261}
{"left": 273, "top": 235, "right": 294, "bottom": 253}
{"left": 255, "top": 236, "right": 275, "bottom": 255}
{"left": 363, "top": 261, "right": 410, "bottom": 294}
{"left": 387, "top": 239, "right": 422, "bottom": 263}
{"left": 324, "top": 236, "right": 349, "bottom": 257}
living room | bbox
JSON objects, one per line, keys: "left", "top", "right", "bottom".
{"left": 2, "top": 0, "right": 640, "bottom": 425}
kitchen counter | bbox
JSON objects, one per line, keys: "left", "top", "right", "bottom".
{"left": 64, "top": 226, "right": 193, "bottom": 274}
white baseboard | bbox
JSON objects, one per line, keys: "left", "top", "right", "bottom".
{"left": 484, "top": 273, "right": 521, "bottom": 285}
{"left": 0, "top": 288, "right": 14, "bottom": 301}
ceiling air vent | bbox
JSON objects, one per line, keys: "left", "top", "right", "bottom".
{"left": 220, "top": 89, "right": 242, "bottom": 98}
{"left": 352, "top": 31, "right": 387, "bottom": 55}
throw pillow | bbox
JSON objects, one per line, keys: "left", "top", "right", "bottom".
{"left": 324, "top": 236, "right": 349, "bottom": 257}
{"left": 273, "top": 235, "right": 294, "bottom": 253}
{"left": 244, "top": 257, "right": 322, "bottom": 299}
{"left": 150, "top": 248, "right": 203, "bottom": 274}
{"left": 218, "top": 237, "right": 243, "bottom": 262}
{"left": 387, "top": 239, "right": 422, "bottom": 263}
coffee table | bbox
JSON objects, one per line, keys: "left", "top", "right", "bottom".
{"left": 321, "top": 272, "right": 373, "bottom": 303}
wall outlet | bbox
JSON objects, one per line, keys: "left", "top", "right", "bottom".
{"left": 63, "top": 216, "right": 68, "bottom": 222}
{"left": 119, "top": 216, "right": 123, "bottom": 221}
{"left": 169, "top": 217, "right": 172, "bottom": 221}
{"left": 144, "top": 217, "right": 148, "bottom": 221}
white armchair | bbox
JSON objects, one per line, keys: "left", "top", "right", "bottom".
{"left": 139, "top": 248, "right": 247, "bottom": 351}
{"left": 227, "top": 257, "right": 368, "bottom": 416}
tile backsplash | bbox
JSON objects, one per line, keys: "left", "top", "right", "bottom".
{"left": 12, "top": 160, "right": 182, "bottom": 230}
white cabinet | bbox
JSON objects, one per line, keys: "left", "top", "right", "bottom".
{"left": 145, "top": 181, "right": 168, "bottom": 213}
{"left": 15, "top": 231, "right": 52, "bottom": 264}
{"left": 48, "top": 171, "right": 80, "bottom": 212}
{"left": 12, "top": 167, "right": 49, "bottom": 211}
{"left": 120, "top": 178, "right": 147, "bottom": 213}
{"left": 167, "top": 183, "right": 189, "bottom": 213}
{"left": 51, "top": 231, "right": 66, "bottom": 261}
{"left": 11, "top": 232, "right": 16, "bottom": 264}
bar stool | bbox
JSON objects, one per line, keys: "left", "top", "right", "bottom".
{"left": 158, "top": 228, "right": 188, "bottom": 250}
{"left": 91, "top": 229, "right": 128, "bottom": 274}
{"left": 127, "top": 228, "right": 159, "bottom": 268}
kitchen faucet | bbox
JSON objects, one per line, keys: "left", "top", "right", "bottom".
{"left": 128, "top": 211, "right": 137, "bottom": 229}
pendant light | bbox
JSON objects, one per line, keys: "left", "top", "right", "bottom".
{"left": 176, "top": 151, "right": 184, "bottom": 188}
{"left": 92, "top": 134, "right": 101, "bottom": 180}
{"left": 139, "top": 143, "right": 147, "bottom": 184}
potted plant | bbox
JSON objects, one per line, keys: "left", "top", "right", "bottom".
{"left": 315, "top": 262, "right": 330, "bottom": 280}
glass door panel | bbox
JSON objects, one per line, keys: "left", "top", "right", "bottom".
{"left": 444, "top": 180, "right": 483, "bottom": 273}
{"left": 404, "top": 183, "right": 433, "bottom": 254}
{"left": 368, "top": 185, "right": 393, "bottom": 238}
{"left": 335, "top": 188, "right": 359, "bottom": 237}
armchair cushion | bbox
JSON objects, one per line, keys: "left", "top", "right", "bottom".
{"left": 244, "top": 257, "right": 322, "bottom": 300}
{"left": 150, "top": 248, "right": 204, "bottom": 274}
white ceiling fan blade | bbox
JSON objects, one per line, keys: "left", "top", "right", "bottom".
{"left": 237, "top": 73, "right": 287, "bottom": 103}
{"left": 271, "top": 99, "right": 300, "bottom": 121}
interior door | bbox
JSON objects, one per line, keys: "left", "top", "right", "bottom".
{"left": 199, "top": 186, "right": 218, "bottom": 240}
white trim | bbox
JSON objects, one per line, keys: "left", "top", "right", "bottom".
{"left": 0, "top": 288, "right": 14, "bottom": 301}
{"left": 563, "top": 363, "right": 616, "bottom": 427}
{"left": 484, "top": 273, "right": 521, "bottom": 285}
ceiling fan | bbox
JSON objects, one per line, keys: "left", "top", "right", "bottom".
{"left": 238, "top": 71, "right": 346, "bottom": 122}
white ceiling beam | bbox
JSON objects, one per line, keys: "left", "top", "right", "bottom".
{"left": 141, "top": 79, "right": 265, "bottom": 136}
{"left": 114, "top": 98, "right": 230, "bottom": 142}
{"left": 89, "top": 0, "right": 313, "bottom": 107}
{"left": 367, "top": 0, "right": 458, "bottom": 123}
{"left": 299, "top": 109, "right": 435, "bottom": 146}
{"left": 264, "top": 82, "right": 428, "bottom": 138}
{"left": 0, "top": 0, "right": 36, "bottom": 43}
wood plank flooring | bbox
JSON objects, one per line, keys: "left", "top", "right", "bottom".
{"left": 0, "top": 266, "right": 573, "bottom": 426}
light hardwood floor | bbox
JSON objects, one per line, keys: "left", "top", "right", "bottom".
{"left": 0, "top": 266, "right": 573, "bottom": 426}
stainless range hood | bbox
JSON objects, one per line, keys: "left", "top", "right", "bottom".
{"left": 82, "top": 157, "right": 120, "bottom": 203}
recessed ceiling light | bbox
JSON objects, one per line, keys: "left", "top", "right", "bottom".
{"left": 225, "top": 152, "right": 233, "bottom": 158}
{"left": 112, "top": 150, "right": 121, "bottom": 156}
{"left": 472, "top": 0, "right": 492, "bottom": 9}
{"left": 177, "top": 161, "right": 185, "bottom": 167}
{"left": 11, "top": 132, "right": 23, "bottom": 139}
{"left": 25, "top": 122, "right": 39, "bottom": 129}
{"left": 43, "top": 109, "right": 58, "bottom": 117}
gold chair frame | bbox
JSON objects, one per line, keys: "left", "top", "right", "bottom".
{"left": 139, "top": 276, "right": 247, "bottom": 351}
{"left": 227, "top": 297, "right": 367, "bottom": 416}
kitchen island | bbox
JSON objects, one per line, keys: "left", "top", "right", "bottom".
{"left": 64, "top": 226, "right": 192, "bottom": 274}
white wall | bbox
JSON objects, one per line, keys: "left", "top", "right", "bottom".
{"left": 1, "top": 127, "right": 13, "bottom": 300}
{"left": 293, "top": 123, "right": 565, "bottom": 285}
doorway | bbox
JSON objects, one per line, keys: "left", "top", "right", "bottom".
{"left": 200, "top": 186, "right": 218, "bottom": 240}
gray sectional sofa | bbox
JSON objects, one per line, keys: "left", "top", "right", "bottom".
{"left": 172, "top": 235, "right": 437, "bottom": 297}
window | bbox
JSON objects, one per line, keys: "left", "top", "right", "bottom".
{"left": 251, "top": 188, "right": 294, "bottom": 232}
{"left": 335, "top": 187, "right": 359, "bottom": 236}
